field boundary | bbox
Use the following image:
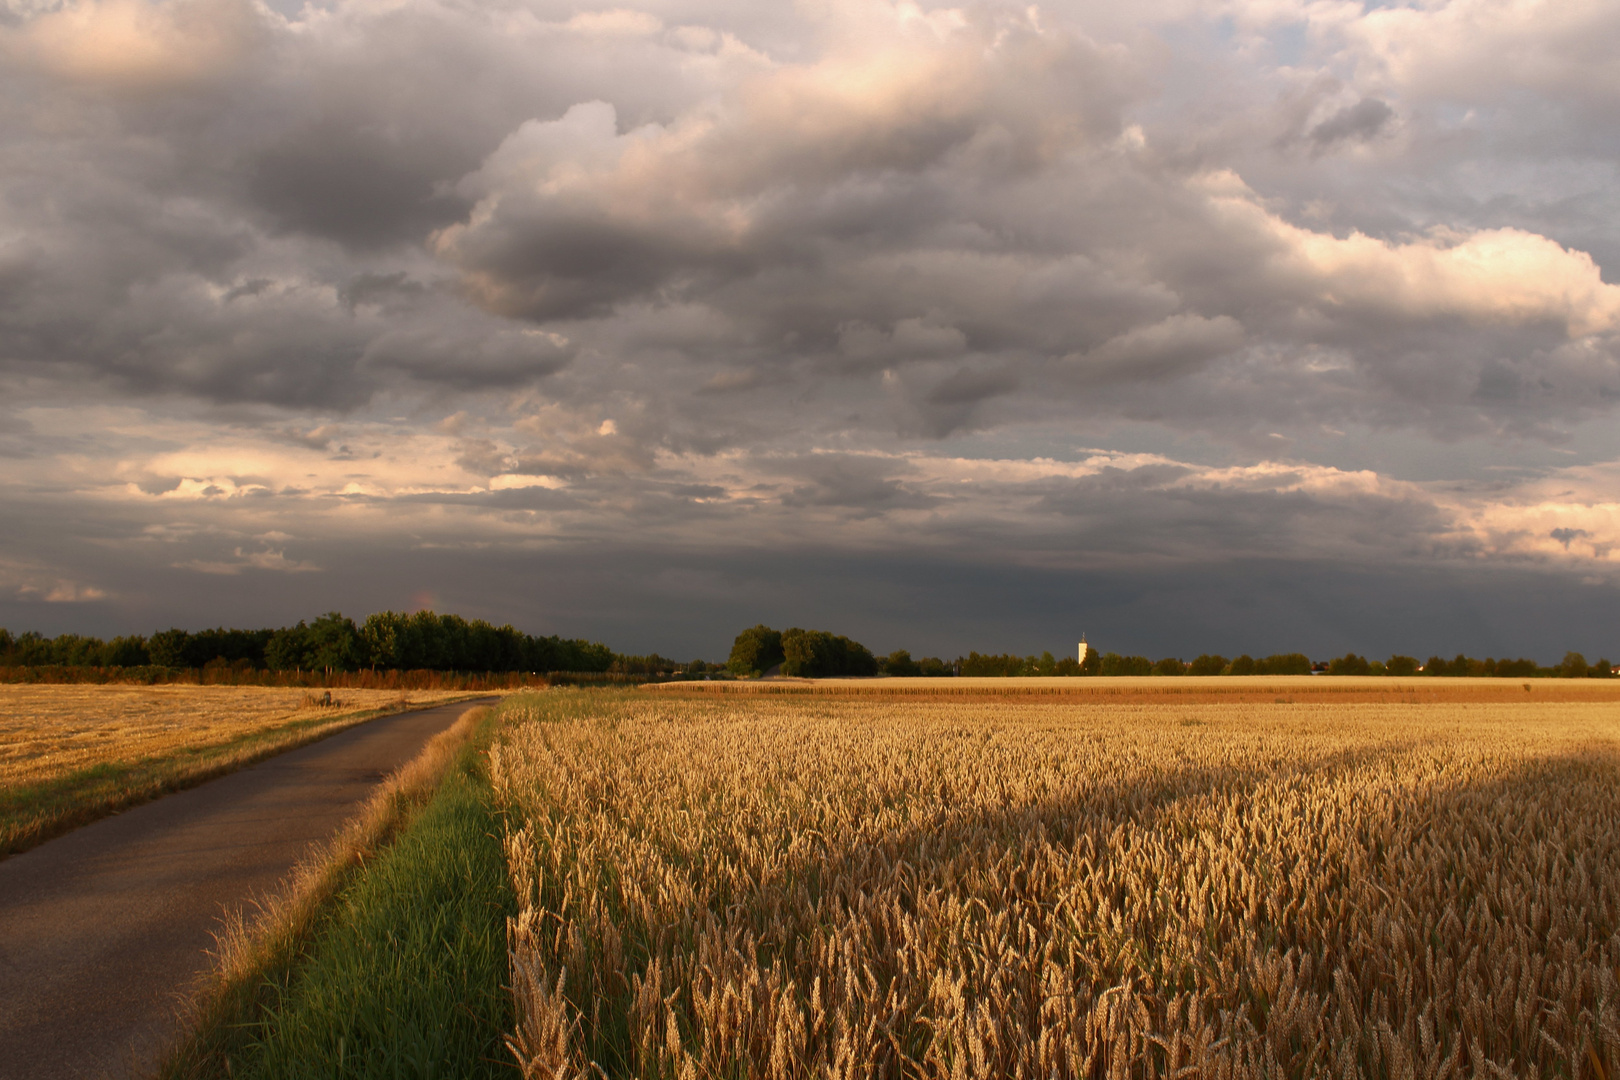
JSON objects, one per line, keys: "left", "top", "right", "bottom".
{"left": 156, "top": 703, "right": 497, "bottom": 1080}
{"left": 641, "top": 675, "right": 1620, "bottom": 704}
{"left": 1, "top": 691, "right": 491, "bottom": 860}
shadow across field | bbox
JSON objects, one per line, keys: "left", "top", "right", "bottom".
{"left": 515, "top": 716, "right": 1620, "bottom": 1079}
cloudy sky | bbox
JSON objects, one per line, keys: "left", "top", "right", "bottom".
{"left": 2, "top": 0, "right": 1619, "bottom": 661}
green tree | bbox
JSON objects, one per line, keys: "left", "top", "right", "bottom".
{"left": 1559, "top": 651, "right": 1591, "bottom": 678}
{"left": 959, "top": 652, "right": 1026, "bottom": 677}
{"left": 781, "top": 628, "right": 878, "bottom": 677}
{"left": 1152, "top": 656, "right": 1186, "bottom": 676}
{"left": 1227, "top": 654, "right": 1256, "bottom": 676}
{"left": 265, "top": 623, "right": 312, "bottom": 671}
{"left": 307, "top": 612, "right": 361, "bottom": 672}
{"left": 360, "top": 611, "right": 405, "bottom": 669}
{"left": 147, "top": 628, "right": 191, "bottom": 668}
{"left": 1385, "top": 655, "right": 1418, "bottom": 676}
{"left": 1327, "top": 653, "right": 1371, "bottom": 676}
{"left": 1254, "top": 653, "right": 1312, "bottom": 675}
{"left": 1100, "top": 653, "right": 1152, "bottom": 676}
{"left": 728, "top": 625, "right": 785, "bottom": 677}
{"left": 1187, "top": 654, "right": 1228, "bottom": 676}
{"left": 883, "top": 650, "right": 921, "bottom": 676}
{"left": 100, "top": 635, "right": 150, "bottom": 667}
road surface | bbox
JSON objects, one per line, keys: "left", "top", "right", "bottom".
{"left": 0, "top": 696, "right": 495, "bottom": 1080}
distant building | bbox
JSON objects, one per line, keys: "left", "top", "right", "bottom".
{"left": 1078, "top": 635, "right": 1089, "bottom": 665}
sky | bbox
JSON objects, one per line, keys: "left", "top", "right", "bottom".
{"left": 2, "top": 0, "right": 1619, "bottom": 662}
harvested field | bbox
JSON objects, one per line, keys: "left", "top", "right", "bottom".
{"left": 493, "top": 688, "right": 1620, "bottom": 1079}
{"left": 0, "top": 684, "right": 480, "bottom": 856}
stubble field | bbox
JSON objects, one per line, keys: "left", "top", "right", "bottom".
{"left": 491, "top": 685, "right": 1620, "bottom": 1079}
{"left": 0, "top": 684, "right": 477, "bottom": 855}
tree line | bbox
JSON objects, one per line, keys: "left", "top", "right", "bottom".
{"left": 0, "top": 611, "right": 622, "bottom": 675}
{"left": 1322, "top": 652, "right": 1613, "bottom": 678}
{"left": 728, "top": 626, "right": 1617, "bottom": 679}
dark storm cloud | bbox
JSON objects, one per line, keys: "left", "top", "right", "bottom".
{"left": 246, "top": 120, "right": 475, "bottom": 250}
{"left": 1, "top": 0, "right": 1619, "bottom": 655}
{"left": 3, "top": 507, "right": 1616, "bottom": 665}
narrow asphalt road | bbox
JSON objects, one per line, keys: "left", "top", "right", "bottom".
{"left": 0, "top": 696, "right": 497, "bottom": 1080}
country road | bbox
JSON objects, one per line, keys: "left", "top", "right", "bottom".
{"left": 0, "top": 696, "right": 498, "bottom": 1080}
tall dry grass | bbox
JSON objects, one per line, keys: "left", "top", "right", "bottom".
{"left": 159, "top": 704, "right": 495, "bottom": 1079}
{"left": 493, "top": 691, "right": 1620, "bottom": 1079}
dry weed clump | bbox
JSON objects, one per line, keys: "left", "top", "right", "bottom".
{"left": 492, "top": 692, "right": 1620, "bottom": 1079}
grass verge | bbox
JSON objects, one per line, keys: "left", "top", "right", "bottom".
{"left": 1, "top": 693, "right": 486, "bottom": 859}
{"left": 159, "top": 702, "right": 516, "bottom": 1079}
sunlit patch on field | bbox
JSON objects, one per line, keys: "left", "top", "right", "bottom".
{"left": 0, "top": 685, "right": 474, "bottom": 856}
{"left": 492, "top": 691, "right": 1620, "bottom": 1078}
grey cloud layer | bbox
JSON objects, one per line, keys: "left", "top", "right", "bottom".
{"left": 1, "top": 0, "right": 1618, "bottom": 650}
{"left": 0, "top": 0, "right": 1614, "bottom": 437}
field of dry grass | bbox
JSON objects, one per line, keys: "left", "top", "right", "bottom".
{"left": 493, "top": 688, "right": 1620, "bottom": 1079}
{"left": 0, "top": 685, "right": 481, "bottom": 856}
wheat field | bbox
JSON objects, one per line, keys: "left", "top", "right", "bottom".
{"left": 491, "top": 688, "right": 1620, "bottom": 1079}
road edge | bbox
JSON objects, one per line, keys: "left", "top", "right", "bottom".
{"left": 153, "top": 702, "right": 497, "bottom": 1080}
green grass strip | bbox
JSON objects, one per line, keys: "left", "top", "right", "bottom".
{"left": 228, "top": 726, "right": 517, "bottom": 1079}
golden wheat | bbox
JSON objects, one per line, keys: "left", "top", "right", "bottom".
{"left": 492, "top": 690, "right": 1620, "bottom": 1079}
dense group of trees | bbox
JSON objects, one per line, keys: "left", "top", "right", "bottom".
{"left": 879, "top": 650, "right": 954, "bottom": 677}
{"left": 0, "top": 630, "right": 154, "bottom": 668}
{"left": 0, "top": 611, "right": 617, "bottom": 675}
{"left": 725, "top": 625, "right": 884, "bottom": 677}
{"left": 782, "top": 628, "right": 879, "bottom": 677}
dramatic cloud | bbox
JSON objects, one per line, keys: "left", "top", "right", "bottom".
{"left": 0, "top": 0, "right": 1617, "bottom": 656}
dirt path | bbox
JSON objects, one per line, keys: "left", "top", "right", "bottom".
{"left": 0, "top": 696, "right": 497, "bottom": 1080}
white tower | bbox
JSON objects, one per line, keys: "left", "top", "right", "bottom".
{"left": 1078, "top": 635, "right": 1089, "bottom": 664}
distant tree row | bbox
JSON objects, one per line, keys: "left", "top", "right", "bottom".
{"left": 1324, "top": 652, "right": 1614, "bottom": 678}
{"left": 726, "top": 627, "right": 1619, "bottom": 679}
{"left": 957, "top": 651, "right": 1097, "bottom": 676}
{"left": 878, "top": 650, "right": 954, "bottom": 677}
{"left": 0, "top": 611, "right": 617, "bottom": 674}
